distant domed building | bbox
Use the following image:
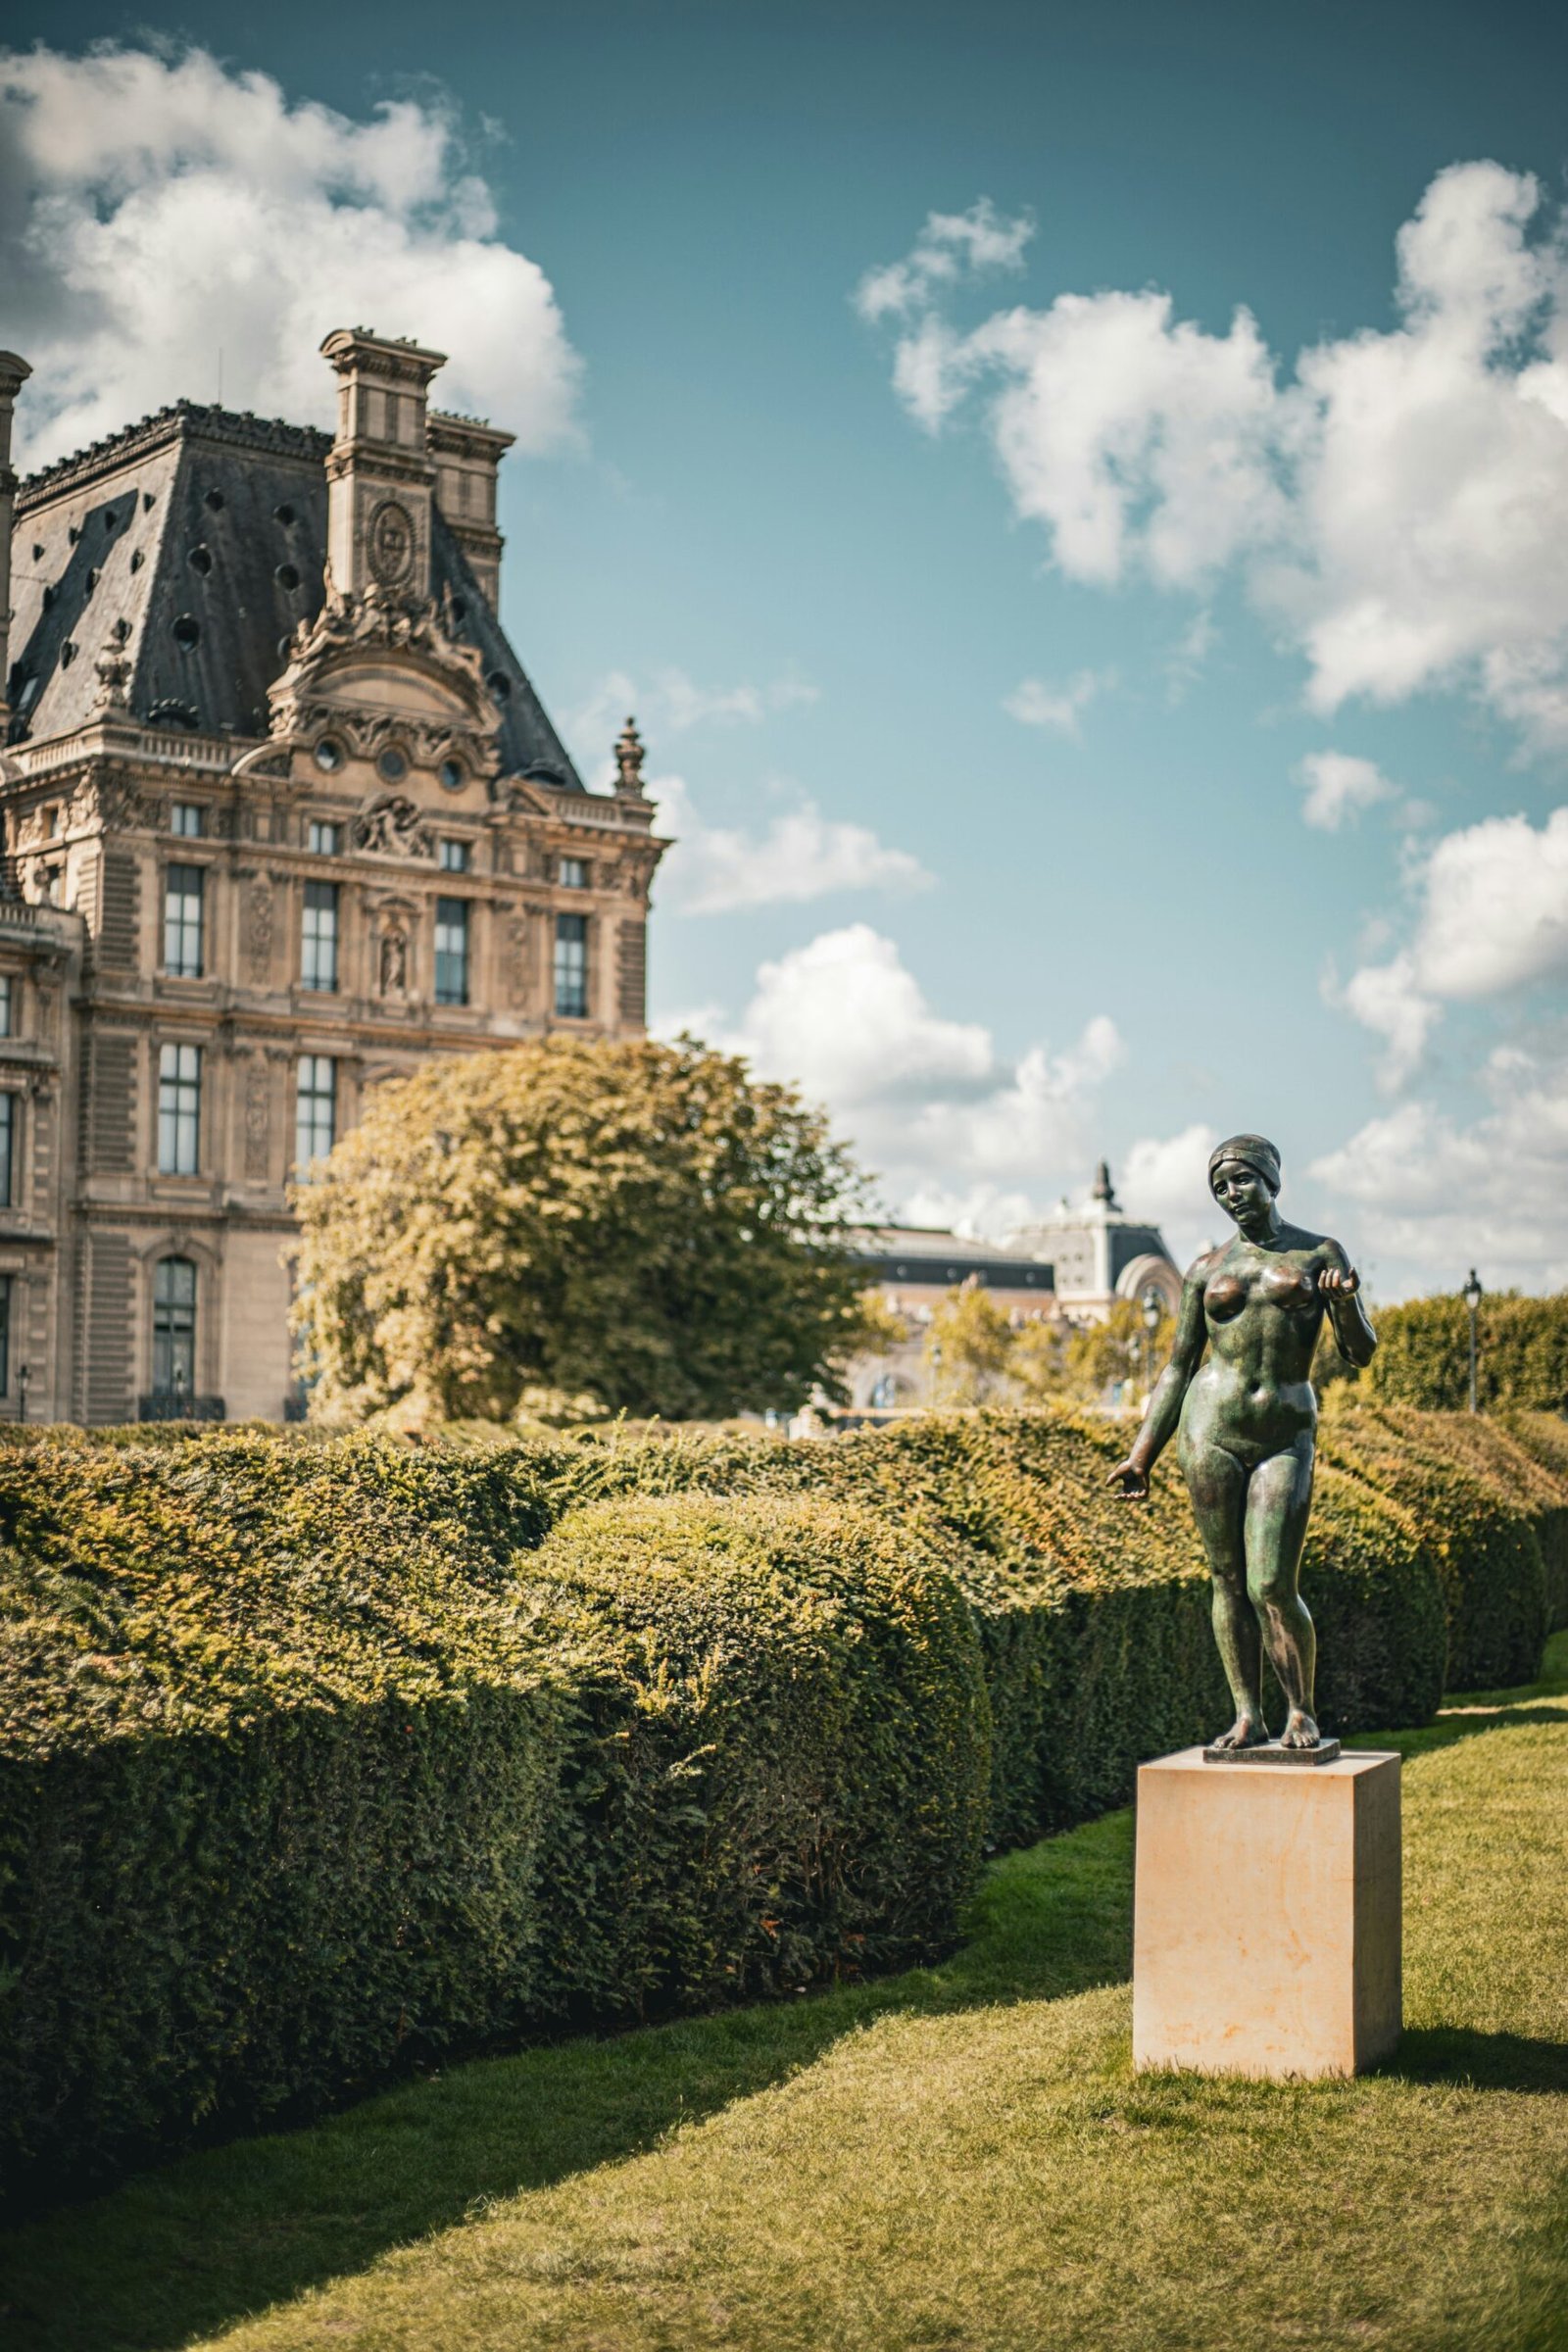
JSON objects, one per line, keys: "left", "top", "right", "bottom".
{"left": 1006, "top": 1158, "right": 1181, "bottom": 1321}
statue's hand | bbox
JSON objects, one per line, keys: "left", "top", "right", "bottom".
{"left": 1319, "top": 1265, "right": 1361, "bottom": 1299}
{"left": 1107, "top": 1458, "right": 1150, "bottom": 1502}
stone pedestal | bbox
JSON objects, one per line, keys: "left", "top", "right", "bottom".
{"left": 1133, "top": 1745, "right": 1400, "bottom": 2079}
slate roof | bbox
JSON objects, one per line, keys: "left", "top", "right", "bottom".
{"left": 9, "top": 402, "right": 583, "bottom": 787}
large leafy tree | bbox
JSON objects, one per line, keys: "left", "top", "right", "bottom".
{"left": 291, "top": 1036, "right": 873, "bottom": 1424}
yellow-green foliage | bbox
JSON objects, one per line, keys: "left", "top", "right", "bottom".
{"left": 1319, "top": 1397, "right": 1550, "bottom": 1686}
{"left": 1368, "top": 1288, "right": 1568, "bottom": 1413}
{"left": 0, "top": 1402, "right": 1516, "bottom": 2201}
{"left": 289, "top": 1036, "right": 872, "bottom": 1424}
{"left": 512, "top": 1409, "right": 1446, "bottom": 1841}
{"left": 516, "top": 1496, "right": 989, "bottom": 2023}
{"left": 1500, "top": 1411, "right": 1568, "bottom": 1630}
{"left": 0, "top": 1439, "right": 981, "bottom": 2202}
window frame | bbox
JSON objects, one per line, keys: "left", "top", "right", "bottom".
{"left": 158, "top": 1042, "right": 202, "bottom": 1176}
{"left": 301, "top": 877, "right": 340, "bottom": 993}
{"left": 151, "top": 1255, "right": 197, "bottom": 1395}
{"left": 163, "top": 861, "right": 205, "bottom": 978}
{"left": 294, "top": 1054, "right": 337, "bottom": 1176}
{"left": 170, "top": 802, "right": 205, "bottom": 839}
{"left": 554, "top": 910, "right": 589, "bottom": 1019}
{"left": 434, "top": 897, "right": 470, "bottom": 1007}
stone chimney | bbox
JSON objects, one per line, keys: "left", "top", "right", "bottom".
{"left": 428, "top": 412, "right": 514, "bottom": 612}
{"left": 318, "top": 328, "right": 446, "bottom": 604}
{"left": 0, "top": 351, "right": 32, "bottom": 726}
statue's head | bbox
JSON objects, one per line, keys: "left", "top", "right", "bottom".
{"left": 1208, "top": 1134, "right": 1281, "bottom": 1227}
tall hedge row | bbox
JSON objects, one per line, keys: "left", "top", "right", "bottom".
{"left": 1317, "top": 1398, "right": 1552, "bottom": 1687}
{"left": 1366, "top": 1289, "right": 1568, "bottom": 1414}
{"left": 1, "top": 1400, "right": 1558, "bottom": 2201}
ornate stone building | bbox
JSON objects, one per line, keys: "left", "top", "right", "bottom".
{"left": 0, "top": 330, "right": 665, "bottom": 1424}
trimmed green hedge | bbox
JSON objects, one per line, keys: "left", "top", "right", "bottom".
{"left": 0, "top": 1401, "right": 1511, "bottom": 2200}
{"left": 1318, "top": 1398, "right": 1550, "bottom": 1688}
{"left": 496, "top": 1408, "right": 1446, "bottom": 1841}
{"left": 1500, "top": 1412, "right": 1568, "bottom": 1631}
{"left": 0, "top": 1441, "right": 983, "bottom": 2201}
{"left": 517, "top": 1495, "right": 989, "bottom": 2026}
{"left": 1367, "top": 1290, "right": 1568, "bottom": 1413}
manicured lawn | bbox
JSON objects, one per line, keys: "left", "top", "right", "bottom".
{"left": 5, "top": 1637, "right": 1566, "bottom": 2352}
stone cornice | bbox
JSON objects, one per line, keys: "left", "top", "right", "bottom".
{"left": 16, "top": 402, "right": 329, "bottom": 515}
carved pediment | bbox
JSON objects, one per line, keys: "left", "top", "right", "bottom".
{"left": 268, "top": 581, "right": 502, "bottom": 780}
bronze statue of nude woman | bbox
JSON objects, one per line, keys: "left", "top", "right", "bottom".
{"left": 1108, "top": 1135, "right": 1377, "bottom": 1750}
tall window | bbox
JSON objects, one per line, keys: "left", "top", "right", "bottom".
{"left": 0, "top": 1093, "right": 14, "bottom": 1207}
{"left": 164, "top": 863, "right": 204, "bottom": 977}
{"left": 158, "top": 1043, "right": 201, "bottom": 1175}
{"left": 0, "top": 975, "right": 13, "bottom": 1038}
{"left": 295, "top": 1055, "right": 336, "bottom": 1174}
{"left": 152, "top": 1257, "right": 196, "bottom": 1394}
{"left": 171, "top": 802, "right": 204, "bottom": 838}
{"left": 302, "top": 879, "right": 339, "bottom": 992}
{"left": 555, "top": 912, "right": 588, "bottom": 1017}
{"left": 435, "top": 898, "right": 469, "bottom": 1005}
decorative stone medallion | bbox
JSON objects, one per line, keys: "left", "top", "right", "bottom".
{"left": 367, "top": 499, "right": 416, "bottom": 590}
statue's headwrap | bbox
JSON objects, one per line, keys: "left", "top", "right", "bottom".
{"left": 1208, "top": 1134, "right": 1282, "bottom": 1198}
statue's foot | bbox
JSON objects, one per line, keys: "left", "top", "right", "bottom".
{"left": 1279, "top": 1708, "right": 1321, "bottom": 1749}
{"left": 1211, "top": 1712, "right": 1269, "bottom": 1750}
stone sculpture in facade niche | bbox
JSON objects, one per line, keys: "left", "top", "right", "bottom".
{"left": 1109, "top": 1134, "right": 1378, "bottom": 1756}
{"left": 378, "top": 929, "right": 409, "bottom": 995}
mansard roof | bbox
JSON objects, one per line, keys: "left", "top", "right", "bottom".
{"left": 9, "top": 401, "right": 582, "bottom": 787}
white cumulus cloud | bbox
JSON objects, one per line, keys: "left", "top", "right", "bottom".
{"left": 1310, "top": 1044, "right": 1568, "bottom": 1294}
{"left": 862, "top": 160, "right": 1568, "bottom": 749}
{"left": 854, "top": 198, "right": 1034, "bottom": 324}
{"left": 1297, "top": 752, "right": 1397, "bottom": 831}
{"left": 670, "top": 922, "right": 1125, "bottom": 1221}
{"left": 0, "top": 43, "right": 581, "bottom": 466}
{"left": 651, "top": 778, "right": 930, "bottom": 916}
{"left": 1336, "top": 805, "right": 1568, "bottom": 1083}
{"left": 1004, "top": 668, "right": 1113, "bottom": 737}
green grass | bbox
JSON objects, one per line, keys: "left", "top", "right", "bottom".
{"left": 5, "top": 1638, "right": 1567, "bottom": 2352}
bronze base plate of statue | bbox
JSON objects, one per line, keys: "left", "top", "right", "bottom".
{"left": 1202, "top": 1737, "right": 1342, "bottom": 1765}
{"left": 1110, "top": 1132, "right": 1378, "bottom": 1755}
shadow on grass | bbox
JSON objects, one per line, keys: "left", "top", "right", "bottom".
{"left": 5, "top": 1642, "right": 1563, "bottom": 2352}
{"left": 0, "top": 1815, "right": 1137, "bottom": 2352}
{"left": 1386, "top": 2027, "right": 1568, "bottom": 2096}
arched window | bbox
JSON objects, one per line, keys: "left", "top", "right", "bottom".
{"left": 152, "top": 1256, "right": 196, "bottom": 1395}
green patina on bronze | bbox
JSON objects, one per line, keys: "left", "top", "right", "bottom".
{"left": 1109, "top": 1133, "right": 1378, "bottom": 1750}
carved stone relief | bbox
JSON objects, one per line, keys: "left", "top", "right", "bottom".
{"left": 505, "top": 914, "right": 529, "bottom": 1010}
{"left": 245, "top": 878, "right": 273, "bottom": 983}
{"left": 244, "top": 1056, "right": 270, "bottom": 1180}
{"left": 354, "top": 794, "right": 435, "bottom": 861}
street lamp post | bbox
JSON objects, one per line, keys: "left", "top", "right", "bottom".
{"left": 16, "top": 1361, "right": 28, "bottom": 1426}
{"left": 1461, "top": 1269, "right": 1483, "bottom": 1414}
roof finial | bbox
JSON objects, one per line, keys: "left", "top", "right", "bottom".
{"left": 613, "top": 713, "right": 647, "bottom": 797}
{"left": 1092, "top": 1157, "right": 1117, "bottom": 1207}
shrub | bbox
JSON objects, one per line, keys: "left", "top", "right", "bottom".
{"left": 1502, "top": 1407, "right": 1568, "bottom": 1602}
{"left": 508, "top": 1408, "right": 1446, "bottom": 1839}
{"left": 1318, "top": 1399, "right": 1549, "bottom": 1688}
{"left": 1368, "top": 1290, "right": 1568, "bottom": 1414}
{"left": 0, "top": 1440, "right": 985, "bottom": 2202}
{"left": 515, "top": 1494, "right": 989, "bottom": 2026}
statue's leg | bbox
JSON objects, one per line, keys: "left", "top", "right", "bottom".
{"left": 1181, "top": 1439, "right": 1266, "bottom": 1746}
{"left": 1244, "top": 1435, "right": 1319, "bottom": 1745}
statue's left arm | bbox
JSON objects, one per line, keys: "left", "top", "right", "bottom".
{"left": 1320, "top": 1242, "right": 1376, "bottom": 1369}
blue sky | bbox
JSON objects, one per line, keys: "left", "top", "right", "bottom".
{"left": 5, "top": 1, "right": 1568, "bottom": 1293}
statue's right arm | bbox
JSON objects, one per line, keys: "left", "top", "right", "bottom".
{"left": 1108, "top": 1260, "right": 1209, "bottom": 1497}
